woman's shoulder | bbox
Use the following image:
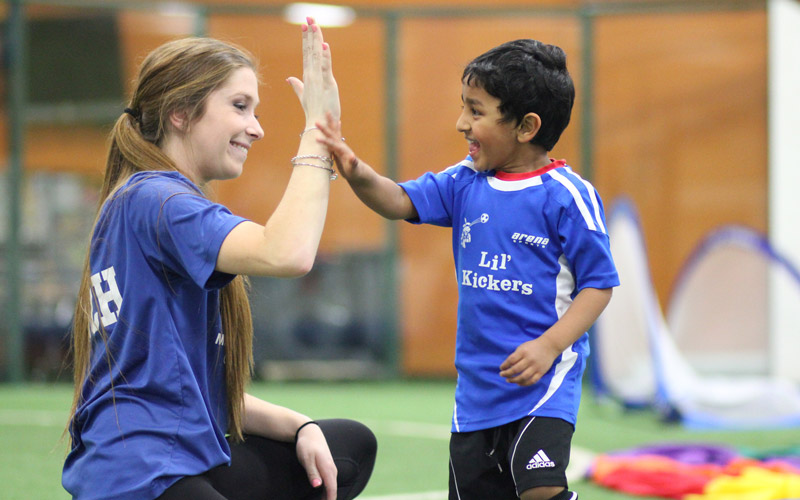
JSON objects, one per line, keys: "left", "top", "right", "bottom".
{"left": 117, "top": 171, "right": 203, "bottom": 205}
{"left": 127, "top": 170, "right": 200, "bottom": 194}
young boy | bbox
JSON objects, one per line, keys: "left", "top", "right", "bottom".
{"left": 317, "top": 39, "right": 618, "bottom": 500}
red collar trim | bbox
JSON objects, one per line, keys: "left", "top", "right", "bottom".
{"left": 493, "top": 159, "right": 565, "bottom": 180}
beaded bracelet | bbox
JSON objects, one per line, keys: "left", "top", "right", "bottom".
{"left": 293, "top": 162, "right": 338, "bottom": 181}
{"left": 291, "top": 154, "right": 333, "bottom": 167}
{"left": 294, "top": 420, "right": 320, "bottom": 443}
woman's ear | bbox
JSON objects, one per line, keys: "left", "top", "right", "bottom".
{"left": 169, "top": 110, "right": 188, "bottom": 132}
{"left": 516, "top": 113, "right": 542, "bottom": 143}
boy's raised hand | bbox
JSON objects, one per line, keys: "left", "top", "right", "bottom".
{"left": 316, "top": 112, "right": 360, "bottom": 178}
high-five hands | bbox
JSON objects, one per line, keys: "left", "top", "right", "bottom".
{"left": 315, "top": 113, "right": 359, "bottom": 177}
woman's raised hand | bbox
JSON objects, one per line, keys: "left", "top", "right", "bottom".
{"left": 287, "top": 17, "right": 340, "bottom": 127}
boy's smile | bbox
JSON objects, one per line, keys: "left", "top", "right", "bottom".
{"left": 457, "top": 82, "right": 513, "bottom": 172}
{"left": 456, "top": 81, "right": 549, "bottom": 174}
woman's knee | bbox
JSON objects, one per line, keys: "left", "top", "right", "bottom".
{"left": 321, "top": 418, "right": 377, "bottom": 460}
{"left": 318, "top": 419, "right": 377, "bottom": 498}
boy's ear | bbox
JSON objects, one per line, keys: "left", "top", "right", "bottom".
{"left": 516, "top": 113, "right": 542, "bottom": 143}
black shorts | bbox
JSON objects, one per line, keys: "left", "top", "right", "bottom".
{"left": 448, "top": 416, "right": 574, "bottom": 500}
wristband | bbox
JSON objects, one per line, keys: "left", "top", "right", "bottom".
{"left": 294, "top": 420, "right": 320, "bottom": 443}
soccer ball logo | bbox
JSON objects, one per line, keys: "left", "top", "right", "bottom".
{"left": 460, "top": 213, "right": 490, "bottom": 248}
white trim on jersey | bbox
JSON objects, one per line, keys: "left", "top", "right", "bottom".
{"left": 555, "top": 254, "right": 575, "bottom": 318}
{"left": 529, "top": 346, "right": 579, "bottom": 415}
{"left": 529, "top": 253, "right": 580, "bottom": 414}
{"left": 547, "top": 169, "right": 603, "bottom": 233}
{"left": 567, "top": 167, "right": 607, "bottom": 234}
{"left": 440, "top": 159, "right": 476, "bottom": 178}
{"left": 486, "top": 175, "right": 544, "bottom": 191}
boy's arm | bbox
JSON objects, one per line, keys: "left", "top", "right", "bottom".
{"left": 316, "top": 113, "right": 418, "bottom": 220}
{"left": 499, "top": 287, "right": 612, "bottom": 387}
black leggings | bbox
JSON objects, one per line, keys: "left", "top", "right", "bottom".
{"left": 157, "top": 419, "right": 377, "bottom": 500}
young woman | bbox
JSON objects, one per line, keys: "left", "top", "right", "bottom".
{"left": 62, "top": 18, "right": 376, "bottom": 500}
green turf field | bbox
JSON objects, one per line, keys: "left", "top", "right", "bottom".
{"left": 1, "top": 379, "right": 797, "bottom": 500}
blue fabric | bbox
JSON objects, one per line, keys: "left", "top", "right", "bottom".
{"left": 400, "top": 157, "right": 619, "bottom": 432}
{"left": 63, "top": 171, "right": 248, "bottom": 500}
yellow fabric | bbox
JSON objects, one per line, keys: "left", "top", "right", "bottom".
{"left": 684, "top": 467, "right": 800, "bottom": 500}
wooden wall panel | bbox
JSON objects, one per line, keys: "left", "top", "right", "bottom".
{"left": 592, "top": 10, "right": 768, "bottom": 309}
{"left": 0, "top": 8, "right": 197, "bottom": 176}
{"left": 398, "top": 16, "right": 582, "bottom": 375}
{"left": 117, "top": 10, "right": 197, "bottom": 84}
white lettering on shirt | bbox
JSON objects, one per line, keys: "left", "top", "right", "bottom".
{"left": 90, "top": 266, "right": 123, "bottom": 334}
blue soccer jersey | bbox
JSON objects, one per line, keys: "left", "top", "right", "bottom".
{"left": 400, "top": 157, "right": 619, "bottom": 432}
{"left": 62, "top": 171, "right": 248, "bottom": 500}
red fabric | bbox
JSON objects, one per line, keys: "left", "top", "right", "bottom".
{"left": 598, "top": 468, "right": 710, "bottom": 498}
{"left": 593, "top": 455, "right": 715, "bottom": 498}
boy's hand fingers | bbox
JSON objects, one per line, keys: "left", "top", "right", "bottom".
{"left": 499, "top": 349, "right": 522, "bottom": 371}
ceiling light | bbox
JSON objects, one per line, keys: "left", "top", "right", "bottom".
{"left": 283, "top": 3, "right": 356, "bottom": 28}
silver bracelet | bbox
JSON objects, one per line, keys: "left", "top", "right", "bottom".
{"left": 299, "top": 127, "right": 346, "bottom": 142}
{"left": 292, "top": 162, "right": 338, "bottom": 181}
{"left": 291, "top": 154, "right": 333, "bottom": 167}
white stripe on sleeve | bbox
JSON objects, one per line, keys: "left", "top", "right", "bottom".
{"left": 548, "top": 169, "right": 603, "bottom": 232}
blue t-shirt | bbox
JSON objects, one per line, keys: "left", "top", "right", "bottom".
{"left": 62, "top": 171, "right": 248, "bottom": 500}
{"left": 400, "top": 157, "right": 619, "bottom": 432}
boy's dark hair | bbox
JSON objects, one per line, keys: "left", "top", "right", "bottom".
{"left": 462, "top": 39, "right": 574, "bottom": 152}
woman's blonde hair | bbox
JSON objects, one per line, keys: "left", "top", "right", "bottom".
{"left": 69, "top": 37, "right": 258, "bottom": 443}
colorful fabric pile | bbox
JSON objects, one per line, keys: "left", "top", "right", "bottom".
{"left": 590, "top": 443, "right": 800, "bottom": 499}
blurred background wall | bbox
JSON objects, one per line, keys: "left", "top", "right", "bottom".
{"left": 0, "top": 0, "right": 777, "bottom": 381}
